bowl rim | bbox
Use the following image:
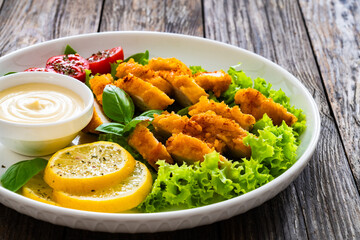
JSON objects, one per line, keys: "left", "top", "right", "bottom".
{"left": 0, "top": 31, "right": 321, "bottom": 230}
{"left": 0, "top": 72, "right": 94, "bottom": 128}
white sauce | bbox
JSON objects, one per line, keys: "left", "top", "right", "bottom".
{"left": 0, "top": 83, "right": 84, "bottom": 124}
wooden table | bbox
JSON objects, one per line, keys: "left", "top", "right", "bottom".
{"left": 0, "top": 0, "right": 359, "bottom": 239}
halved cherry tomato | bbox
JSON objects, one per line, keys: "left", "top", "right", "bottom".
{"left": 45, "top": 54, "right": 89, "bottom": 82}
{"left": 87, "top": 46, "right": 124, "bottom": 74}
{"left": 24, "top": 67, "right": 56, "bottom": 72}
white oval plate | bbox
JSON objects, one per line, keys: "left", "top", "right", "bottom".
{"left": 0, "top": 31, "right": 321, "bottom": 233}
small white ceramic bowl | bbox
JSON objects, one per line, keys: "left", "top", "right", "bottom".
{"left": 0, "top": 72, "right": 94, "bottom": 156}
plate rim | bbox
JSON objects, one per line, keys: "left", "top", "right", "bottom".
{"left": 0, "top": 31, "right": 321, "bottom": 232}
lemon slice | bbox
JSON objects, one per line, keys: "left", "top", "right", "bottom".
{"left": 53, "top": 161, "right": 152, "bottom": 213}
{"left": 44, "top": 141, "right": 136, "bottom": 193}
{"left": 22, "top": 172, "right": 58, "bottom": 206}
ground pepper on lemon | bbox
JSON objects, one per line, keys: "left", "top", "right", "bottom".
{"left": 43, "top": 141, "right": 136, "bottom": 194}
{"left": 53, "top": 161, "right": 152, "bottom": 213}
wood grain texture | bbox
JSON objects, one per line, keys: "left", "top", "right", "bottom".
{"left": 100, "top": 0, "right": 203, "bottom": 36}
{"left": 204, "top": 0, "right": 360, "bottom": 239}
{"left": 0, "top": 0, "right": 102, "bottom": 56}
{"left": 299, "top": 0, "right": 360, "bottom": 188}
{"left": 0, "top": 0, "right": 359, "bottom": 239}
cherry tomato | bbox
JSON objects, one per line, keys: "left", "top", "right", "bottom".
{"left": 24, "top": 67, "right": 56, "bottom": 72}
{"left": 45, "top": 54, "right": 89, "bottom": 82}
{"left": 87, "top": 46, "right": 124, "bottom": 74}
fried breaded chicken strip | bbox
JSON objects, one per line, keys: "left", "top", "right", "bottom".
{"left": 82, "top": 99, "right": 111, "bottom": 134}
{"left": 152, "top": 112, "right": 202, "bottom": 138}
{"left": 166, "top": 133, "right": 227, "bottom": 164}
{"left": 193, "top": 70, "right": 232, "bottom": 97}
{"left": 148, "top": 57, "right": 192, "bottom": 76}
{"left": 114, "top": 73, "right": 174, "bottom": 110}
{"left": 89, "top": 74, "right": 114, "bottom": 105}
{"left": 152, "top": 112, "right": 226, "bottom": 153}
{"left": 115, "top": 59, "right": 173, "bottom": 95}
{"left": 128, "top": 122, "right": 174, "bottom": 169}
{"left": 188, "top": 96, "right": 256, "bottom": 131}
{"left": 190, "top": 111, "right": 251, "bottom": 158}
{"left": 170, "top": 75, "right": 208, "bottom": 106}
{"left": 148, "top": 57, "right": 207, "bottom": 106}
{"left": 234, "top": 88, "right": 297, "bottom": 126}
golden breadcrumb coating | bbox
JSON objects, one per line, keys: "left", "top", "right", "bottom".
{"left": 194, "top": 70, "right": 232, "bottom": 97}
{"left": 89, "top": 74, "right": 114, "bottom": 105}
{"left": 170, "top": 75, "right": 208, "bottom": 106}
{"left": 148, "top": 57, "right": 192, "bottom": 76}
{"left": 188, "top": 96, "right": 255, "bottom": 131}
{"left": 148, "top": 57, "right": 207, "bottom": 106}
{"left": 114, "top": 73, "right": 174, "bottom": 110}
{"left": 166, "top": 133, "right": 213, "bottom": 164}
{"left": 82, "top": 100, "right": 111, "bottom": 134}
{"left": 115, "top": 59, "right": 172, "bottom": 95}
{"left": 128, "top": 122, "right": 174, "bottom": 169}
{"left": 152, "top": 112, "right": 226, "bottom": 153}
{"left": 234, "top": 88, "right": 297, "bottom": 126}
{"left": 152, "top": 112, "right": 202, "bottom": 137}
{"left": 190, "top": 111, "right": 251, "bottom": 158}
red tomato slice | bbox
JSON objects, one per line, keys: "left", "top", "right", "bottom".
{"left": 87, "top": 46, "right": 124, "bottom": 74}
{"left": 24, "top": 67, "right": 56, "bottom": 72}
{"left": 45, "top": 54, "right": 89, "bottom": 82}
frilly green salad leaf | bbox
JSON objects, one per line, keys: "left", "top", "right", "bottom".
{"left": 138, "top": 151, "right": 273, "bottom": 213}
{"left": 189, "top": 66, "right": 206, "bottom": 75}
{"left": 243, "top": 114, "right": 298, "bottom": 177}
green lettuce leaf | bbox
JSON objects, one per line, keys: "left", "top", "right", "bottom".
{"left": 138, "top": 151, "right": 273, "bottom": 213}
{"left": 189, "top": 66, "right": 206, "bottom": 75}
{"left": 244, "top": 114, "right": 298, "bottom": 177}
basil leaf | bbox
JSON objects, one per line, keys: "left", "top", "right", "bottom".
{"left": 177, "top": 106, "right": 189, "bottom": 116}
{"left": 102, "top": 85, "right": 134, "bottom": 124}
{"left": 1, "top": 158, "right": 47, "bottom": 192}
{"left": 64, "top": 44, "right": 77, "bottom": 55}
{"left": 124, "top": 50, "right": 149, "bottom": 65}
{"left": 122, "top": 116, "right": 152, "bottom": 135}
{"left": 95, "top": 123, "right": 125, "bottom": 136}
{"left": 4, "top": 72, "right": 17, "bottom": 76}
{"left": 139, "top": 109, "right": 163, "bottom": 118}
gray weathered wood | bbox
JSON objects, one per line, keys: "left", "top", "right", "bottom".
{"left": 0, "top": 0, "right": 103, "bottom": 56}
{"left": 100, "top": 0, "right": 203, "bottom": 36}
{"left": 299, "top": 0, "right": 360, "bottom": 189}
{"left": 204, "top": 0, "right": 360, "bottom": 239}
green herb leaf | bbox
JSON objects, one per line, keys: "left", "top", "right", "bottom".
{"left": 139, "top": 109, "right": 163, "bottom": 118}
{"left": 64, "top": 44, "right": 77, "bottom": 55}
{"left": 85, "top": 69, "right": 93, "bottom": 89}
{"left": 102, "top": 85, "right": 134, "bottom": 124}
{"left": 110, "top": 59, "right": 123, "bottom": 80}
{"left": 124, "top": 50, "right": 149, "bottom": 65}
{"left": 177, "top": 106, "right": 189, "bottom": 116}
{"left": 95, "top": 123, "right": 125, "bottom": 136}
{"left": 1, "top": 158, "right": 47, "bottom": 192}
{"left": 4, "top": 72, "right": 17, "bottom": 76}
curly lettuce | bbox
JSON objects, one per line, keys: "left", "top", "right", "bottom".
{"left": 138, "top": 151, "right": 273, "bottom": 213}
{"left": 244, "top": 114, "right": 298, "bottom": 177}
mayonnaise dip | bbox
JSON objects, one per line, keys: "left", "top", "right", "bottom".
{"left": 0, "top": 83, "right": 85, "bottom": 124}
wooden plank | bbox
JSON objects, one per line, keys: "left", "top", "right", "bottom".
{"left": 0, "top": 0, "right": 103, "bottom": 239}
{"left": 204, "top": 0, "right": 360, "bottom": 239}
{"left": 299, "top": 0, "right": 360, "bottom": 189}
{"left": 100, "top": 0, "right": 203, "bottom": 36}
{"left": 0, "top": 0, "right": 102, "bottom": 57}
